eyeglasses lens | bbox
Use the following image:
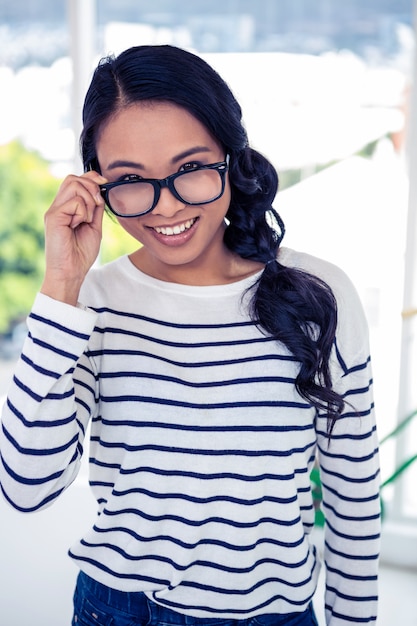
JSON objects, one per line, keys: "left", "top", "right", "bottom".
{"left": 174, "top": 169, "right": 222, "bottom": 204}
{"left": 107, "top": 183, "right": 154, "bottom": 216}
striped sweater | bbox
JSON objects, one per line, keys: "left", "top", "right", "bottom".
{"left": 0, "top": 247, "right": 380, "bottom": 624}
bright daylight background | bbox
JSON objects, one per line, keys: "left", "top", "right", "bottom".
{"left": 0, "top": 1, "right": 417, "bottom": 624}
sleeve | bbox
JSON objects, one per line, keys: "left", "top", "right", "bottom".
{"left": 0, "top": 292, "right": 99, "bottom": 512}
{"left": 316, "top": 269, "right": 380, "bottom": 625}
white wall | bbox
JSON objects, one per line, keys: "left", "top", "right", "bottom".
{"left": 0, "top": 478, "right": 96, "bottom": 626}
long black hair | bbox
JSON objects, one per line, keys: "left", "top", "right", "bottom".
{"left": 81, "top": 45, "right": 344, "bottom": 433}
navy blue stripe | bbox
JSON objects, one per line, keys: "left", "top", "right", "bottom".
{"left": 77, "top": 361, "right": 98, "bottom": 380}
{"left": 69, "top": 552, "right": 170, "bottom": 587}
{"left": 74, "top": 376, "right": 96, "bottom": 396}
{"left": 326, "top": 584, "right": 378, "bottom": 603}
{"left": 92, "top": 306, "right": 255, "bottom": 330}
{"left": 320, "top": 465, "right": 380, "bottom": 484}
{"left": 2, "top": 424, "right": 79, "bottom": 456}
{"left": 326, "top": 518, "right": 380, "bottom": 542}
{"left": 91, "top": 523, "right": 305, "bottom": 552}
{"left": 322, "top": 481, "right": 380, "bottom": 504}
{"left": 6, "top": 397, "right": 76, "bottom": 428}
{"left": 325, "top": 604, "right": 377, "bottom": 624}
{"left": 325, "top": 563, "right": 378, "bottom": 581}
{"left": 319, "top": 445, "right": 378, "bottom": 464}
{"left": 86, "top": 349, "right": 296, "bottom": 368}
{"left": 0, "top": 480, "right": 67, "bottom": 512}
{"left": 93, "top": 325, "right": 276, "bottom": 349}
{"left": 323, "top": 501, "right": 381, "bottom": 523}
{"left": 75, "top": 418, "right": 86, "bottom": 437}
{"left": 316, "top": 422, "right": 377, "bottom": 442}
{"left": 99, "top": 372, "right": 296, "bottom": 387}
{"left": 21, "top": 352, "right": 61, "bottom": 379}
{"left": 102, "top": 506, "right": 301, "bottom": 529}
{"left": 0, "top": 454, "right": 67, "bottom": 486}
{"left": 79, "top": 539, "right": 310, "bottom": 573}
{"left": 31, "top": 336, "right": 79, "bottom": 360}
{"left": 334, "top": 341, "right": 349, "bottom": 375}
{"left": 174, "top": 571, "right": 312, "bottom": 595}
{"left": 99, "top": 395, "right": 309, "bottom": 410}
{"left": 98, "top": 420, "right": 313, "bottom": 433}
{"left": 29, "top": 311, "right": 91, "bottom": 340}
{"left": 343, "top": 381, "right": 373, "bottom": 398}
{"left": 317, "top": 405, "right": 373, "bottom": 420}
{"left": 325, "top": 541, "right": 380, "bottom": 562}
{"left": 46, "top": 389, "right": 74, "bottom": 400}
{"left": 75, "top": 396, "right": 94, "bottom": 415}
{"left": 156, "top": 587, "right": 313, "bottom": 616}
{"left": 13, "top": 375, "right": 46, "bottom": 402}
{"left": 91, "top": 438, "right": 314, "bottom": 457}
{"left": 90, "top": 457, "right": 122, "bottom": 471}
{"left": 111, "top": 486, "right": 297, "bottom": 506}
{"left": 90, "top": 480, "right": 114, "bottom": 489}
{"left": 335, "top": 341, "right": 371, "bottom": 377}
{"left": 91, "top": 461, "right": 308, "bottom": 482}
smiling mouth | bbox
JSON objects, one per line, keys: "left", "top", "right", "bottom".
{"left": 153, "top": 217, "right": 198, "bottom": 236}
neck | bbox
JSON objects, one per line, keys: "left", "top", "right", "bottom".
{"left": 129, "top": 246, "right": 264, "bottom": 286}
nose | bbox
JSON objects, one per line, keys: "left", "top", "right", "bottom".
{"left": 151, "top": 186, "right": 186, "bottom": 217}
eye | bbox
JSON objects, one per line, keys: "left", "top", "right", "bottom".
{"left": 119, "top": 173, "right": 143, "bottom": 182}
{"left": 179, "top": 162, "right": 200, "bottom": 172}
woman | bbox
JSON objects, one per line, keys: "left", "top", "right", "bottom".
{"left": 0, "top": 45, "right": 380, "bottom": 625}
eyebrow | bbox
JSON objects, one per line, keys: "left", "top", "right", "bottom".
{"left": 106, "top": 146, "right": 213, "bottom": 171}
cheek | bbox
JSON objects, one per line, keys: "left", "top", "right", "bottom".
{"left": 116, "top": 217, "right": 147, "bottom": 242}
{"left": 218, "top": 185, "right": 232, "bottom": 219}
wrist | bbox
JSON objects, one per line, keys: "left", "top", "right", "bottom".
{"left": 40, "top": 276, "right": 83, "bottom": 306}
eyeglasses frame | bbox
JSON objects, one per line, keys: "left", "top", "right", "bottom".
{"left": 98, "top": 154, "right": 230, "bottom": 218}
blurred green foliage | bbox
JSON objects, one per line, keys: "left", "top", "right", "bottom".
{"left": 0, "top": 141, "right": 58, "bottom": 333}
{"left": 101, "top": 212, "right": 138, "bottom": 265}
{"left": 0, "top": 140, "right": 138, "bottom": 334}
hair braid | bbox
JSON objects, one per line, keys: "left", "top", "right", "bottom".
{"left": 226, "top": 147, "right": 344, "bottom": 433}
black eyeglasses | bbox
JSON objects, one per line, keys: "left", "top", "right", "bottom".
{"left": 99, "top": 155, "right": 230, "bottom": 218}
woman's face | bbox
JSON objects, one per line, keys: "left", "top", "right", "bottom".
{"left": 96, "top": 102, "right": 232, "bottom": 283}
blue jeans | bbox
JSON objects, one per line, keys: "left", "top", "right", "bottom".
{"left": 72, "top": 572, "right": 319, "bottom": 626}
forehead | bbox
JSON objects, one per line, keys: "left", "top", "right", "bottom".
{"left": 95, "top": 102, "right": 222, "bottom": 170}
{"left": 98, "top": 102, "right": 211, "bottom": 145}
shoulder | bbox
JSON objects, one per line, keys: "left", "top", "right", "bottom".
{"left": 278, "top": 247, "right": 360, "bottom": 305}
{"left": 278, "top": 247, "right": 369, "bottom": 344}
{"left": 278, "top": 246, "right": 352, "bottom": 290}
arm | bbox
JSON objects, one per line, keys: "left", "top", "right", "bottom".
{"left": 0, "top": 294, "right": 98, "bottom": 511}
{"left": 317, "top": 282, "right": 380, "bottom": 625}
{"left": 0, "top": 170, "right": 107, "bottom": 511}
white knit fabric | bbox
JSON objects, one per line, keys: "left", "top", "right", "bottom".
{"left": 0, "top": 247, "right": 380, "bottom": 624}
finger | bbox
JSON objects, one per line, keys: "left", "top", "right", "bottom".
{"left": 56, "top": 174, "right": 105, "bottom": 211}
{"left": 89, "top": 203, "right": 105, "bottom": 238}
{"left": 82, "top": 169, "right": 108, "bottom": 185}
{"left": 68, "top": 198, "right": 91, "bottom": 230}
{"left": 45, "top": 194, "right": 92, "bottom": 231}
{"left": 70, "top": 195, "right": 106, "bottom": 230}
{"left": 81, "top": 170, "right": 108, "bottom": 204}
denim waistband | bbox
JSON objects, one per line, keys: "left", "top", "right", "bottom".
{"left": 75, "top": 571, "right": 317, "bottom": 625}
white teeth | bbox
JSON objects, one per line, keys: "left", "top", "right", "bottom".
{"left": 154, "top": 218, "right": 196, "bottom": 236}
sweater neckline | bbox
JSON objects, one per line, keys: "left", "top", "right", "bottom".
{"left": 117, "top": 254, "right": 265, "bottom": 296}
